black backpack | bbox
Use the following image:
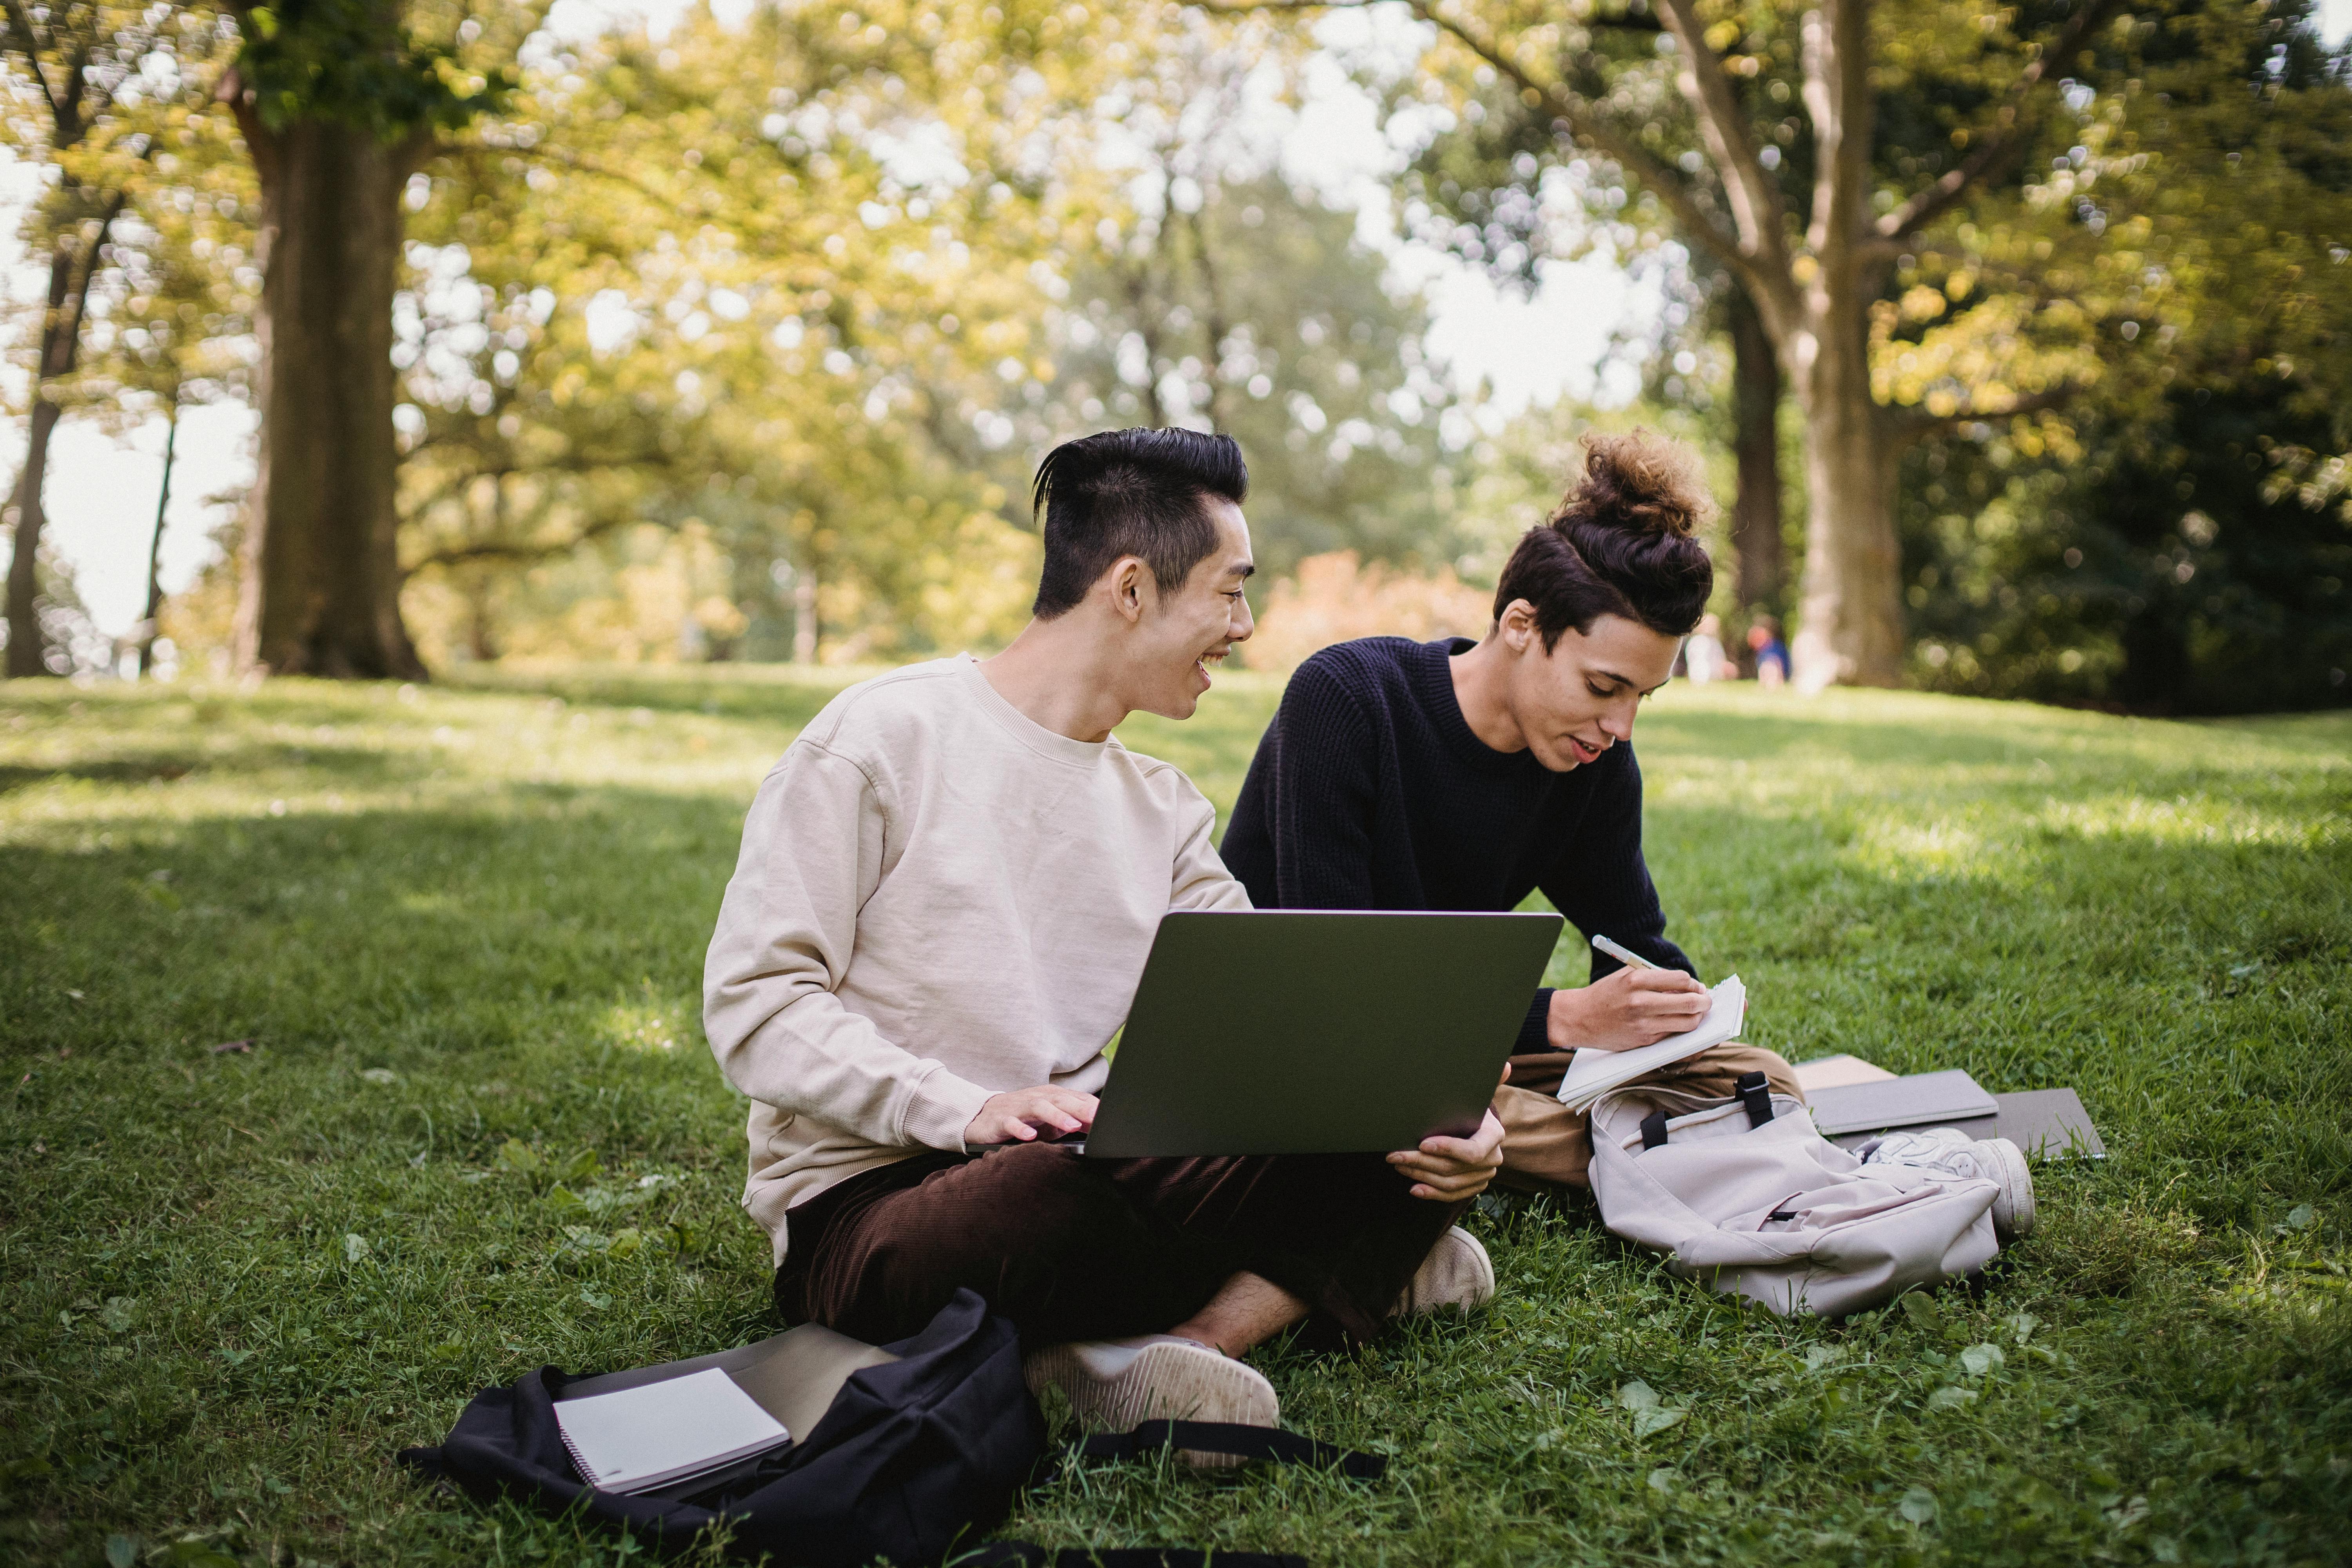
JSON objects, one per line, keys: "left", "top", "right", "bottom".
{"left": 399, "top": 1289, "right": 1377, "bottom": 1567}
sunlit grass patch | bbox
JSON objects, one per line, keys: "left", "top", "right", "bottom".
{"left": 2034, "top": 791, "right": 2351, "bottom": 849}
{"left": 1850, "top": 816, "right": 1998, "bottom": 880}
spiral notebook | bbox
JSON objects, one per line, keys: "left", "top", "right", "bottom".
{"left": 552, "top": 1367, "right": 791, "bottom": 1494}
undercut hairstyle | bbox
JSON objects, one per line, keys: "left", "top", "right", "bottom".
{"left": 1030, "top": 428, "right": 1249, "bottom": 618}
{"left": 1492, "top": 429, "right": 1716, "bottom": 646}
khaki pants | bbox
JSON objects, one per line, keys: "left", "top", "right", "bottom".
{"left": 1493, "top": 1043, "right": 1806, "bottom": 1191}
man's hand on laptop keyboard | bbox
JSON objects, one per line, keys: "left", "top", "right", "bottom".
{"left": 964, "top": 1085, "right": 1098, "bottom": 1147}
{"left": 1388, "top": 1108, "right": 1506, "bottom": 1201}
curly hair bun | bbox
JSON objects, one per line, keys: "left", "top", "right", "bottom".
{"left": 1491, "top": 426, "right": 1715, "bottom": 640}
{"left": 1551, "top": 428, "right": 1713, "bottom": 539}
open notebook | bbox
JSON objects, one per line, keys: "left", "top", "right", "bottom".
{"left": 1553, "top": 975, "right": 1747, "bottom": 1112}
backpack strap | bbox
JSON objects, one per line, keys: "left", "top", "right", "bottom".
{"left": 958, "top": 1546, "right": 1307, "bottom": 1568}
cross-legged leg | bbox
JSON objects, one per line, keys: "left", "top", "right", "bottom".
{"left": 775, "top": 1144, "right": 1462, "bottom": 1350}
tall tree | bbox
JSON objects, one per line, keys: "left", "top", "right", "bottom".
{"left": 0, "top": 0, "right": 204, "bottom": 675}
{"left": 1228, "top": 0, "right": 2130, "bottom": 686}
{"left": 215, "top": 0, "right": 523, "bottom": 677}
{"left": 1723, "top": 284, "right": 1783, "bottom": 617}
{"left": 69, "top": 115, "right": 259, "bottom": 674}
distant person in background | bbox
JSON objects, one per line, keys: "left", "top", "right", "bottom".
{"left": 1748, "top": 618, "right": 1789, "bottom": 688}
{"left": 1221, "top": 430, "right": 1804, "bottom": 1194}
{"left": 1684, "top": 613, "right": 1728, "bottom": 684}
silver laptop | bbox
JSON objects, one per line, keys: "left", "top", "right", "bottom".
{"left": 1078, "top": 909, "right": 1563, "bottom": 1158}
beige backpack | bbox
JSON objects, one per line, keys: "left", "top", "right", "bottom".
{"left": 1586, "top": 1083, "right": 2000, "bottom": 1318}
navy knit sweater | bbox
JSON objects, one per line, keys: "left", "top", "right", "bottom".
{"left": 1220, "top": 636, "right": 1697, "bottom": 1054}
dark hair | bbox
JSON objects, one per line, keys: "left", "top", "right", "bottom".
{"left": 1030, "top": 428, "right": 1249, "bottom": 618}
{"left": 1492, "top": 429, "right": 1715, "bottom": 644}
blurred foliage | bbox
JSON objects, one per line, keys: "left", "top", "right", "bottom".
{"left": 386, "top": 0, "right": 1089, "bottom": 664}
{"left": 1899, "top": 0, "right": 2352, "bottom": 711}
{"left": 230, "top": 0, "right": 517, "bottom": 139}
{"left": 376, "top": 0, "right": 1458, "bottom": 666}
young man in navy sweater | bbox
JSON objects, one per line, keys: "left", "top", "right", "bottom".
{"left": 1221, "top": 431, "right": 1805, "bottom": 1191}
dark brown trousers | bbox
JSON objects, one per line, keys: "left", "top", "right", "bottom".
{"left": 774, "top": 1143, "right": 1464, "bottom": 1350}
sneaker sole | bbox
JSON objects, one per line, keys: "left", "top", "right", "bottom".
{"left": 1976, "top": 1136, "right": 2035, "bottom": 1243}
{"left": 1025, "top": 1340, "right": 1278, "bottom": 1466}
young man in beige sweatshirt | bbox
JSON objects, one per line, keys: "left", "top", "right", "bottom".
{"left": 704, "top": 428, "right": 1505, "bottom": 1434}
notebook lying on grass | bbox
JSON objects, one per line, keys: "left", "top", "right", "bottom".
{"left": 553, "top": 1322, "right": 899, "bottom": 1495}
{"left": 1554, "top": 975, "right": 1746, "bottom": 1112}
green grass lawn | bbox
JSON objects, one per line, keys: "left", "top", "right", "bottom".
{"left": 4, "top": 666, "right": 2348, "bottom": 1568}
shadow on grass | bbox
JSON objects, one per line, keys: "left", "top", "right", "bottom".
{"left": 0, "top": 757, "right": 199, "bottom": 791}
{"left": 444, "top": 665, "right": 866, "bottom": 727}
{"left": 0, "top": 742, "right": 440, "bottom": 795}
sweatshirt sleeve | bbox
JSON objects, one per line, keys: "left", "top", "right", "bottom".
{"left": 1170, "top": 795, "right": 1254, "bottom": 913}
{"left": 1259, "top": 660, "right": 1383, "bottom": 909}
{"left": 1535, "top": 744, "right": 1698, "bottom": 984}
{"left": 702, "top": 741, "right": 994, "bottom": 1154}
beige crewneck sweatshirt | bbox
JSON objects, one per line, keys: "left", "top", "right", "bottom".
{"left": 704, "top": 655, "right": 1252, "bottom": 1264}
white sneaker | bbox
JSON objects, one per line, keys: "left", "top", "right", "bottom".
{"left": 1023, "top": 1335, "right": 1277, "bottom": 1465}
{"left": 1393, "top": 1226, "right": 1495, "bottom": 1316}
{"left": 1860, "top": 1127, "right": 2036, "bottom": 1244}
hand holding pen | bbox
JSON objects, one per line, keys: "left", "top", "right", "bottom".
{"left": 1543, "top": 933, "right": 1712, "bottom": 1052}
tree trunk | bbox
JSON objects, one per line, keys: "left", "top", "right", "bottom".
{"left": 4, "top": 399, "right": 65, "bottom": 678}
{"left": 1726, "top": 287, "right": 1784, "bottom": 618}
{"left": 232, "top": 113, "right": 428, "bottom": 679}
{"left": 6, "top": 197, "right": 123, "bottom": 678}
{"left": 137, "top": 404, "right": 180, "bottom": 676}
{"left": 1787, "top": 303, "right": 1905, "bottom": 690}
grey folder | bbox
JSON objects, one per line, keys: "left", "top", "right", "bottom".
{"left": 1807, "top": 1069, "right": 2000, "bottom": 1137}
{"left": 1083, "top": 909, "right": 1563, "bottom": 1158}
{"left": 1816, "top": 1077, "right": 2106, "bottom": 1160}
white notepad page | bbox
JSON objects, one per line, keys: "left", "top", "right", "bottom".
{"left": 554, "top": 1366, "right": 790, "bottom": 1494}
{"left": 1554, "top": 975, "right": 1747, "bottom": 1112}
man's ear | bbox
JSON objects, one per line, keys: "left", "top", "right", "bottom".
{"left": 1105, "top": 556, "right": 1151, "bottom": 624}
{"left": 1499, "top": 598, "right": 1538, "bottom": 653}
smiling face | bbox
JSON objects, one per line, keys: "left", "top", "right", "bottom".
{"left": 1118, "top": 495, "right": 1256, "bottom": 720}
{"left": 1500, "top": 606, "right": 1682, "bottom": 771}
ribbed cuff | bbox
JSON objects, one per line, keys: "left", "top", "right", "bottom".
{"left": 900, "top": 1066, "right": 997, "bottom": 1153}
{"left": 1515, "top": 988, "right": 1560, "bottom": 1054}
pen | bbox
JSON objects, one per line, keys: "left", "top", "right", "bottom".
{"left": 1591, "top": 934, "right": 1657, "bottom": 970}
